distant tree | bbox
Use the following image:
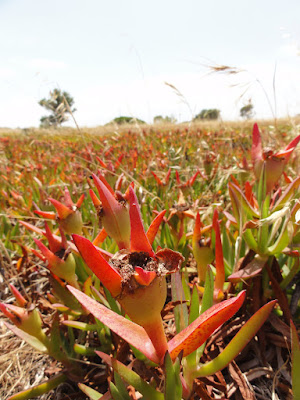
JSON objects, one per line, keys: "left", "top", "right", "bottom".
{"left": 240, "top": 100, "right": 254, "bottom": 119}
{"left": 111, "top": 116, "right": 146, "bottom": 125}
{"left": 194, "top": 109, "right": 220, "bottom": 121}
{"left": 153, "top": 115, "right": 177, "bottom": 124}
{"left": 39, "top": 89, "right": 76, "bottom": 128}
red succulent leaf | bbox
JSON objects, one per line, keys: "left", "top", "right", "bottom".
{"left": 94, "top": 172, "right": 115, "bottom": 196}
{"left": 33, "top": 238, "right": 62, "bottom": 268}
{"left": 151, "top": 171, "right": 163, "bottom": 186}
{"left": 146, "top": 210, "right": 166, "bottom": 246}
{"left": 188, "top": 170, "right": 200, "bottom": 186}
{"left": 34, "top": 210, "right": 56, "bottom": 220}
{"left": 134, "top": 267, "right": 157, "bottom": 286}
{"left": 49, "top": 198, "right": 73, "bottom": 219}
{"left": 92, "top": 228, "right": 108, "bottom": 246}
{"left": 67, "top": 286, "right": 159, "bottom": 363}
{"left": 9, "top": 284, "right": 27, "bottom": 307}
{"left": 128, "top": 186, "right": 154, "bottom": 255}
{"left": 44, "top": 223, "right": 62, "bottom": 254}
{"left": 92, "top": 173, "right": 130, "bottom": 249}
{"left": 76, "top": 193, "right": 85, "bottom": 208}
{"left": 168, "top": 290, "right": 246, "bottom": 360}
{"left": 72, "top": 234, "right": 122, "bottom": 297}
{"left": 251, "top": 123, "right": 262, "bottom": 165}
{"left": 165, "top": 168, "right": 171, "bottom": 184}
{"left": 63, "top": 187, "right": 74, "bottom": 208}
{"left": 96, "top": 157, "right": 108, "bottom": 169}
{"left": 89, "top": 189, "right": 101, "bottom": 206}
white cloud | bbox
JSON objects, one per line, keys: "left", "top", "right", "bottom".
{"left": 27, "top": 58, "right": 67, "bottom": 70}
{"left": 0, "top": 67, "right": 16, "bottom": 79}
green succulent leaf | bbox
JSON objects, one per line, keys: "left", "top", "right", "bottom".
{"left": 4, "top": 322, "right": 48, "bottom": 353}
{"left": 164, "top": 352, "right": 183, "bottom": 400}
{"left": 96, "top": 351, "right": 164, "bottom": 400}
{"left": 78, "top": 383, "right": 106, "bottom": 399}
{"left": 194, "top": 300, "right": 276, "bottom": 378}
{"left": 7, "top": 373, "right": 67, "bottom": 400}
{"left": 291, "top": 321, "right": 300, "bottom": 400}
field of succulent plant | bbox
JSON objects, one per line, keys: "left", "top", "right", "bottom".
{"left": 1, "top": 121, "right": 300, "bottom": 400}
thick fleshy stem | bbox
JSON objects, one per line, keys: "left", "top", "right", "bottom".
{"left": 142, "top": 315, "right": 169, "bottom": 361}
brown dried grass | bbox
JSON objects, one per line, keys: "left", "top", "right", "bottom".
{"left": 0, "top": 320, "right": 51, "bottom": 400}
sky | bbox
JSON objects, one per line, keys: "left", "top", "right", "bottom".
{"left": 0, "top": 0, "right": 300, "bottom": 128}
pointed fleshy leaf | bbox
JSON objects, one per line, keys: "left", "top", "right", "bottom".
{"left": 89, "top": 188, "right": 101, "bottom": 206}
{"left": 128, "top": 186, "right": 154, "bottom": 255}
{"left": 193, "top": 212, "right": 202, "bottom": 242}
{"left": 151, "top": 171, "right": 163, "bottom": 186}
{"left": 96, "top": 157, "right": 108, "bottom": 169}
{"left": 244, "top": 181, "right": 255, "bottom": 207}
{"left": 92, "top": 173, "right": 130, "bottom": 250}
{"left": 7, "top": 373, "right": 67, "bottom": 400}
{"left": 251, "top": 123, "right": 262, "bottom": 163}
{"left": 68, "top": 286, "right": 159, "bottom": 363}
{"left": 213, "top": 210, "right": 225, "bottom": 291}
{"left": 229, "top": 182, "right": 259, "bottom": 222}
{"left": 22, "top": 220, "right": 113, "bottom": 260}
{"left": 4, "top": 322, "right": 48, "bottom": 353}
{"left": 72, "top": 234, "right": 122, "bottom": 297}
{"left": 96, "top": 351, "right": 163, "bottom": 400}
{"left": 273, "top": 176, "right": 300, "bottom": 211}
{"left": 189, "top": 284, "right": 200, "bottom": 325}
{"left": 280, "top": 134, "right": 300, "bottom": 161}
{"left": 115, "top": 153, "right": 124, "bottom": 169}
{"left": 9, "top": 284, "right": 27, "bottom": 307}
{"left": 112, "top": 372, "right": 131, "bottom": 400}
{"left": 76, "top": 193, "right": 85, "bottom": 208}
{"left": 267, "top": 220, "right": 293, "bottom": 255}
{"left": 33, "top": 238, "right": 77, "bottom": 287}
{"left": 62, "top": 320, "right": 98, "bottom": 331}
{"left": 78, "top": 383, "right": 105, "bottom": 399}
{"left": 188, "top": 170, "right": 200, "bottom": 186}
{"left": 92, "top": 228, "right": 108, "bottom": 246}
{"left": 192, "top": 213, "right": 213, "bottom": 283}
{"left": 228, "top": 255, "right": 267, "bottom": 282}
{"left": 49, "top": 198, "right": 73, "bottom": 219}
{"left": 291, "top": 321, "right": 300, "bottom": 400}
{"left": 165, "top": 168, "right": 171, "bottom": 184}
{"left": 201, "top": 267, "right": 214, "bottom": 314}
{"left": 0, "top": 302, "right": 17, "bottom": 322}
{"left": 164, "top": 351, "right": 183, "bottom": 400}
{"left": 34, "top": 210, "right": 56, "bottom": 220}
{"left": 195, "top": 300, "right": 276, "bottom": 377}
{"left": 168, "top": 290, "right": 246, "bottom": 360}
{"left": 134, "top": 267, "right": 156, "bottom": 286}
{"left": 33, "top": 238, "right": 62, "bottom": 268}
{"left": 63, "top": 186, "right": 74, "bottom": 208}
{"left": 223, "top": 210, "right": 237, "bottom": 225}
{"left": 94, "top": 172, "right": 115, "bottom": 195}
{"left": 146, "top": 210, "right": 166, "bottom": 245}
{"left": 44, "top": 222, "right": 62, "bottom": 253}
{"left": 171, "top": 271, "right": 189, "bottom": 333}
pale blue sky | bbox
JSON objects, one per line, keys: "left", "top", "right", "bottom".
{"left": 1, "top": 0, "right": 300, "bottom": 127}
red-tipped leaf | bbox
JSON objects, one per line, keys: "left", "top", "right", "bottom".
{"left": 68, "top": 286, "right": 159, "bottom": 363}
{"left": 49, "top": 198, "right": 73, "bottom": 219}
{"left": 72, "top": 234, "right": 122, "bottom": 297}
{"left": 129, "top": 186, "right": 154, "bottom": 255}
{"left": 168, "top": 290, "right": 246, "bottom": 360}
{"left": 213, "top": 210, "right": 225, "bottom": 291}
{"left": 146, "top": 210, "right": 166, "bottom": 246}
